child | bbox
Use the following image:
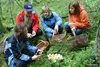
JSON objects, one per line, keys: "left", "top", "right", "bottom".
{"left": 4, "top": 23, "right": 41, "bottom": 67}
{"left": 40, "top": 6, "right": 63, "bottom": 40}
{"left": 64, "top": 1, "right": 90, "bottom": 36}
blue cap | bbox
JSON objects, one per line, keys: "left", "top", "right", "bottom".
{"left": 24, "top": 3, "right": 33, "bottom": 12}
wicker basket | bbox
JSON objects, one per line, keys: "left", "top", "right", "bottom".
{"left": 67, "top": 34, "right": 88, "bottom": 48}
{"left": 36, "top": 40, "right": 49, "bottom": 51}
{"left": 49, "top": 34, "right": 66, "bottom": 42}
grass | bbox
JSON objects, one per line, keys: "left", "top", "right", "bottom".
{"left": 0, "top": 0, "right": 100, "bottom": 67}
{"left": 27, "top": 35, "right": 95, "bottom": 67}
{"left": 0, "top": 53, "right": 8, "bottom": 67}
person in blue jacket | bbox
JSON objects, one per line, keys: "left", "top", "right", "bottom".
{"left": 4, "top": 23, "right": 41, "bottom": 67}
{"left": 40, "top": 6, "right": 63, "bottom": 40}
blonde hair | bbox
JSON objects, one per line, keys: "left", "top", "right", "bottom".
{"left": 41, "top": 5, "right": 51, "bottom": 16}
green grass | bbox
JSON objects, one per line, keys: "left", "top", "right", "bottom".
{"left": 27, "top": 35, "right": 95, "bottom": 67}
{"left": 0, "top": 53, "right": 8, "bottom": 67}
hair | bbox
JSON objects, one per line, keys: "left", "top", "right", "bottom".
{"left": 69, "top": 0, "right": 80, "bottom": 15}
{"left": 41, "top": 5, "right": 51, "bottom": 16}
{"left": 14, "top": 23, "right": 27, "bottom": 37}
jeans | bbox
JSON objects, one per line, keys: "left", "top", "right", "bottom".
{"left": 14, "top": 59, "right": 28, "bottom": 67}
{"left": 64, "top": 22, "right": 86, "bottom": 35}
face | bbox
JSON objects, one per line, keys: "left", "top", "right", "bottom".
{"left": 42, "top": 8, "right": 49, "bottom": 16}
{"left": 69, "top": 5, "right": 75, "bottom": 14}
{"left": 24, "top": 10, "right": 32, "bottom": 16}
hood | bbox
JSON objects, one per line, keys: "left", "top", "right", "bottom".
{"left": 79, "top": 5, "right": 84, "bottom": 13}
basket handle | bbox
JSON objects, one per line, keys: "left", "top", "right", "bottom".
{"left": 38, "top": 40, "right": 49, "bottom": 45}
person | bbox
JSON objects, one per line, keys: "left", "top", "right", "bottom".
{"left": 40, "top": 6, "right": 63, "bottom": 40}
{"left": 16, "top": 3, "right": 42, "bottom": 38}
{"left": 64, "top": 1, "right": 90, "bottom": 36}
{"left": 4, "top": 23, "right": 42, "bottom": 67}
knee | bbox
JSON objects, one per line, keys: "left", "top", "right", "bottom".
{"left": 37, "top": 28, "right": 43, "bottom": 35}
{"left": 15, "top": 60, "right": 27, "bottom": 67}
{"left": 59, "top": 25, "right": 63, "bottom": 33}
{"left": 46, "top": 33, "right": 52, "bottom": 38}
{"left": 59, "top": 25, "right": 63, "bottom": 30}
{"left": 64, "top": 22, "right": 70, "bottom": 29}
{"left": 75, "top": 29, "right": 82, "bottom": 35}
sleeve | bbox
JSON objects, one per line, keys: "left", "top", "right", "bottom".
{"left": 41, "top": 18, "right": 54, "bottom": 33}
{"left": 32, "top": 13, "right": 39, "bottom": 32}
{"left": 53, "top": 12, "right": 62, "bottom": 26}
{"left": 24, "top": 41, "right": 38, "bottom": 54}
{"left": 11, "top": 42, "right": 32, "bottom": 61}
{"left": 75, "top": 11, "right": 89, "bottom": 28}
{"left": 16, "top": 15, "right": 23, "bottom": 24}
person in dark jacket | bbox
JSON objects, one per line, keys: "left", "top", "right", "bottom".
{"left": 4, "top": 23, "right": 41, "bottom": 67}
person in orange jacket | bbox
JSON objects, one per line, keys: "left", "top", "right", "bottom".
{"left": 16, "top": 3, "right": 42, "bottom": 38}
{"left": 64, "top": 1, "right": 90, "bottom": 35}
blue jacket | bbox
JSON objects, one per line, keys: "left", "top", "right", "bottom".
{"left": 4, "top": 34, "right": 37, "bottom": 67}
{"left": 41, "top": 11, "right": 62, "bottom": 33}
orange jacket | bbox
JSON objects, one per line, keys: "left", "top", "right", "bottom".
{"left": 68, "top": 5, "right": 90, "bottom": 28}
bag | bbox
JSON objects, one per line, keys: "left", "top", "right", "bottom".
{"left": 67, "top": 34, "right": 88, "bottom": 48}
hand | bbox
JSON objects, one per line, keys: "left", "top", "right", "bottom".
{"left": 52, "top": 25, "right": 59, "bottom": 36}
{"left": 54, "top": 25, "right": 59, "bottom": 33}
{"left": 31, "top": 31, "right": 36, "bottom": 37}
{"left": 27, "top": 33, "right": 32, "bottom": 38}
{"left": 71, "top": 27, "right": 76, "bottom": 32}
{"left": 68, "top": 23, "right": 75, "bottom": 27}
{"left": 36, "top": 49, "right": 43, "bottom": 55}
{"left": 32, "top": 55, "right": 40, "bottom": 60}
{"left": 52, "top": 30, "right": 57, "bottom": 36}
{"left": 71, "top": 27, "right": 76, "bottom": 36}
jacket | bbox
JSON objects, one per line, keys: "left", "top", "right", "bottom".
{"left": 4, "top": 34, "right": 37, "bottom": 67}
{"left": 41, "top": 11, "right": 62, "bottom": 33}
